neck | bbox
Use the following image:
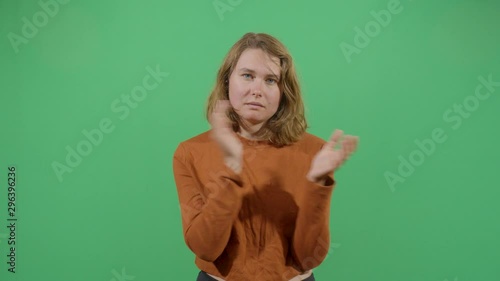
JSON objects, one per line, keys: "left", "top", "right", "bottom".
{"left": 238, "top": 121, "right": 264, "bottom": 140}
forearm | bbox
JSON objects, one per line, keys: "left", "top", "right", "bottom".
{"left": 181, "top": 163, "right": 246, "bottom": 262}
{"left": 291, "top": 177, "right": 334, "bottom": 270}
{"left": 184, "top": 184, "right": 243, "bottom": 261}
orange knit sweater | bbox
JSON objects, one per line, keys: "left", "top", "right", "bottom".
{"left": 172, "top": 130, "right": 335, "bottom": 281}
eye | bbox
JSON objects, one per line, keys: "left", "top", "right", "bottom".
{"left": 242, "top": 73, "right": 252, "bottom": 79}
{"left": 266, "top": 78, "right": 277, "bottom": 84}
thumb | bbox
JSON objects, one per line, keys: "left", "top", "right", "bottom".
{"left": 324, "top": 129, "right": 343, "bottom": 150}
{"left": 216, "top": 100, "right": 231, "bottom": 113}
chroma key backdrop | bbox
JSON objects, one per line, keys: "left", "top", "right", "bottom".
{"left": 1, "top": 0, "right": 499, "bottom": 280}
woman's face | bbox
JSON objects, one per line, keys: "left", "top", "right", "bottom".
{"left": 228, "top": 48, "right": 282, "bottom": 129}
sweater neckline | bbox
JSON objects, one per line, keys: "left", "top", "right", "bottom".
{"left": 235, "top": 132, "right": 270, "bottom": 146}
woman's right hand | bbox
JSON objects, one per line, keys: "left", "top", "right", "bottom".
{"left": 209, "top": 100, "right": 243, "bottom": 173}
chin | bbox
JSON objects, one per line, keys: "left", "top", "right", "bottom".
{"left": 241, "top": 116, "right": 265, "bottom": 125}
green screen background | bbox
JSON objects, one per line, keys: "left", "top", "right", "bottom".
{"left": 1, "top": 0, "right": 499, "bottom": 280}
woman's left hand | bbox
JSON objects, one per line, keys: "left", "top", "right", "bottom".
{"left": 306, "top": 129, "right": 359, "bottom": 184}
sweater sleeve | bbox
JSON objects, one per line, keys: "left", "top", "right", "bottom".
{"left": 172, "top": 143, "right": 247, "bottom": 262}
{"left": 291, "top": 173, "right": 335, "bottom": 271}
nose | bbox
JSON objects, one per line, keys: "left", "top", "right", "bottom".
{"left": 251, "top": 80, "right": 264, "bottom": 97}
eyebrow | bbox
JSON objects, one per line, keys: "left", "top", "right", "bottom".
{"left": 238, "top": 68, "right": 280, "bottom": 80}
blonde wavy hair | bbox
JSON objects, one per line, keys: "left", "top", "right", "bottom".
{"left": 205, "top": 32, "right": 308, "bottom": 147}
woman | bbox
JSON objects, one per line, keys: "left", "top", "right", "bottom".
{"left": 173, "top": 32, "right": 358, "bottom": 281}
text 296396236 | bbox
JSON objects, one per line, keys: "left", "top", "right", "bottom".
{"left": 6, "top": 166, "right": 17, "bottom": 273}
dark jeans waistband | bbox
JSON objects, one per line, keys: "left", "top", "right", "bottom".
{"left": 196, "top": 270, "right": 316, "bottom": 281}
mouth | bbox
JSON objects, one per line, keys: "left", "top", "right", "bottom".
{"left": 246, "top": 102, "right": 264, "bottom": 108}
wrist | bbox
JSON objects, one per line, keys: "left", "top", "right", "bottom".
{"left": 306, "top": 173, "right": 329, "bottom": 186}
{"left": 224, "top": 156, "right": 242, "bottom": 174}
{"left": 306, "top": 173, "right": 321, "bottom": 183}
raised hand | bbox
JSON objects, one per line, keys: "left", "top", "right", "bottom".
{"left": 209, "top": 100, "right": 243, "bottom": 173}
{"left": 306, "top": 129, "right": 359, "bottom": 184}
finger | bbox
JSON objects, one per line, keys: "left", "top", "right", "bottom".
{"left": 349, "top": 136, "right": 359, "bottom": 154}
{"left": 334, "top": 149, "right": 346, "bottom": 169}
{"left": 324, "top": 129, "right": 343, "bottom": 150}
{"left": 212, "top": 100, "right": 232, "bottom": 125}
{"left": 215, "top": 100, "right": 230, "bottom": 113}
{"left": 342, "top": 138, "right": 349, "bottom": 160}
{"left": 344, "top": 136, "right": 358, "bottom": 156}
